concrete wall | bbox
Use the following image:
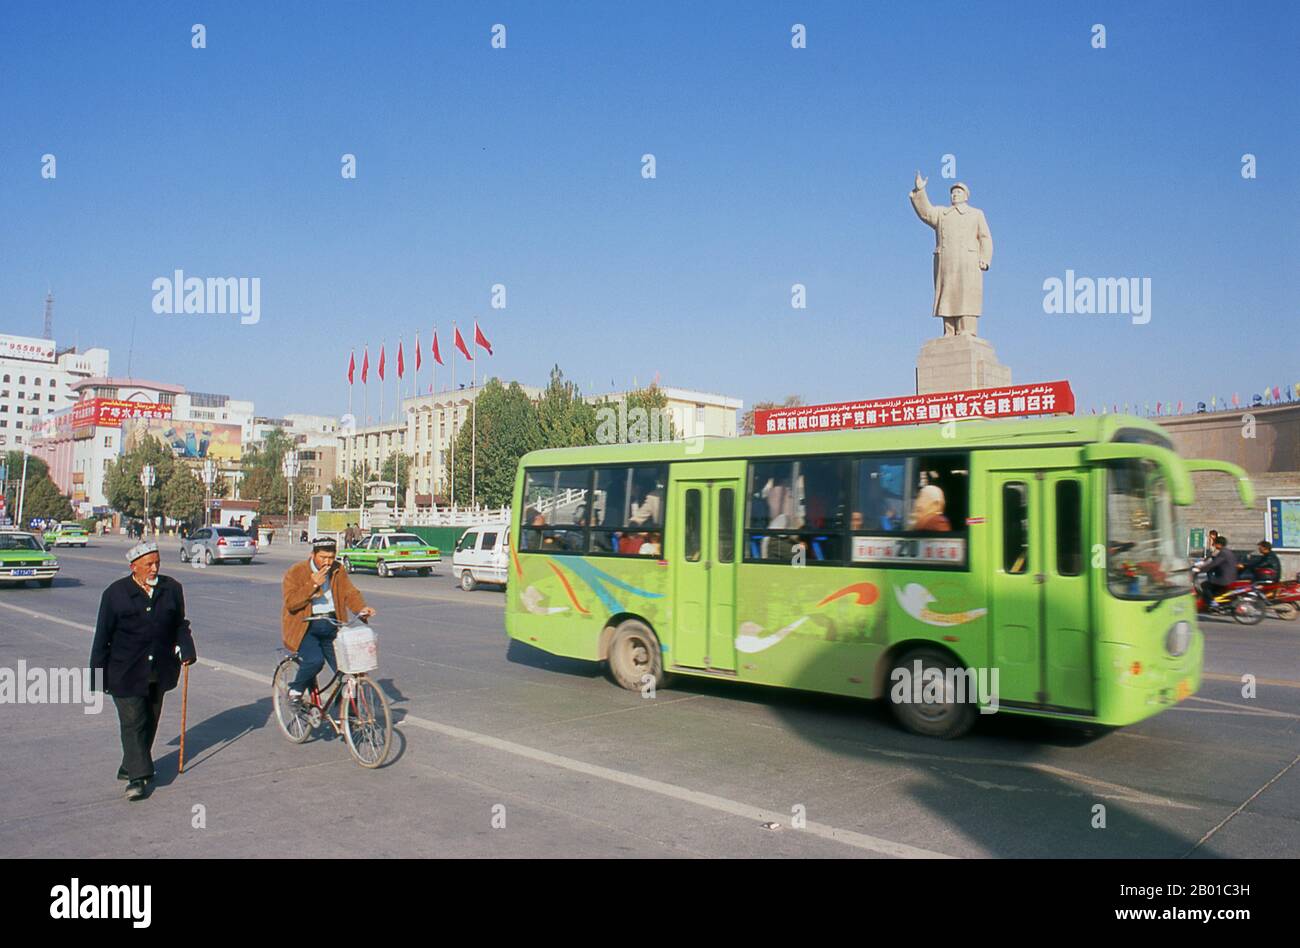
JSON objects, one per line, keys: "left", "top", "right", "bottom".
{"left": 1158, "top": 403, "right": 1300, "bottom": 473}
{"left": 1182, "top": 471, "right": 1300, "bottom": 579}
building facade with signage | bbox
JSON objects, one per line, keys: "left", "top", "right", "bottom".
{"left": 32, "top": 377, "right": 184, "bottom": 510}
{"left": 0, "top": 332, "right": 110, "bottom": 450}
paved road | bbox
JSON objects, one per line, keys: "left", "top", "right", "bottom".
{"left": 1, "top": 535, "right": 1297, "bottom": 858}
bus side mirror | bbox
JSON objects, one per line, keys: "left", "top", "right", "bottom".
{"left": 1081, "top": 443, "right": 1194, "bottom": 506}
{"left": 1182, "top": 459, "right": 1255, "bottom": 509}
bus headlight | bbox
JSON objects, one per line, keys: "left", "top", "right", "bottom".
{"left": 1165, "top": 621, "right": 1191, "bottom": 657}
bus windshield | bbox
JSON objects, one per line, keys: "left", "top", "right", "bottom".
{"left": 1106, "top": 459, "right": 1188, "bottom": 600}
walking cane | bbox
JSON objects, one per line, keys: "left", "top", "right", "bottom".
{"left": 179, "top": 662, "right": 190, "bottom": 774}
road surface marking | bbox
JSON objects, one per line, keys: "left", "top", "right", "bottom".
{"left": 0, "top": 600, "right": 952, "bottom": 859}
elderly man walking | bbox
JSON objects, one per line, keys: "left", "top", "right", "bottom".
{"left": 90, "top": 541, "right": 197, "bottom": 801}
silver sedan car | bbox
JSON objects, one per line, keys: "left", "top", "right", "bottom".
{"left": 180, "top": 526, "right": 258, "bottom": 565}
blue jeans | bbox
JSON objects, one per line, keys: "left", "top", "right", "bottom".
{"left": 291, "top": 619, "right": 338, "bottom": 692}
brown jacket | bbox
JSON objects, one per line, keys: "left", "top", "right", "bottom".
{"left": 281, "top": 557, "right": 367, "bottom": 652}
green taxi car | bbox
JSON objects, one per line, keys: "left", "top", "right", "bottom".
{"left": 0, "top": 531, "right": 60, "bottom": 587}
{"left": 340, "top": 532, "right": 441, "bottom": 578}
{"left": 43, "top": 522, "right": 89, "bottom": 547}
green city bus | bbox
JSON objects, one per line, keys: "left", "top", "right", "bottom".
{"left": 505, "top": 414, "right": 1253, "bottom": 737}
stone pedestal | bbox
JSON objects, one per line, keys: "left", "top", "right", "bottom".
{"left": 915, "top": 334, "right": 1011, "bottom": 395}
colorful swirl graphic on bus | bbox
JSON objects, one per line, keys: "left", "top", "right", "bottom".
{"left": 518, "top": 557, "right": 665, "bottom": 618}
{"left": 736, "top": 580, "right": 880, "bottom": 654}
{"left": 894, "top": 583, "right": 987, "bottom": 627}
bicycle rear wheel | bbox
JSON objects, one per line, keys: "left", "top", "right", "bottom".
{"left": 341, "top": 675, "right": 392, "bottom": 768}
{"left": 272, "top": 657, "right": 313, "bottom": 743}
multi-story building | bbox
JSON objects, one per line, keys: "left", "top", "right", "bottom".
{"left": 0, "top": 332, "right": 110, "bottom": 450}
{"left": 336, "top": 381, "right": 742, "bottom": 508}
{"left": 588, "top": 386, "right": 742, "bottom": 441}
{"left": 338, "top": 384, "right": 544, "bottom": 504}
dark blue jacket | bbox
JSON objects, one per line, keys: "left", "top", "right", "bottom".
{"left": 90, "top": 575, "right": 197, "bottom": 697}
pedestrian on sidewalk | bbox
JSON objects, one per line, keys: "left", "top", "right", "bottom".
{"left": 89, "top": 541, "right": 198, "bottom": 801}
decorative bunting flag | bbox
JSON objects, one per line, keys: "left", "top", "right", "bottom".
{"left": 378, "top": 344, "right": 386, "bottom": 381}
{"left": 415, "top": 332, "right": 422, "bottom": 372}
{"left": 397, "top": 340, "right": 405, "bottom": 379}
{"left": 454, "top": 325, "right": 472, "bottom": 361}
{"left": 474, "top": 321, "right": 493, "bottom": 356}
{"left": 361, "top": 347, "right": 369, "bottom": 384}
{"left": 432, "top": 330, "right": 444, "bottom": 366}
{"left": 347, "top": 350, "right": 355, "bottom": 385}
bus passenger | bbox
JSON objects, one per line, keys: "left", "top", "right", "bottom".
{"left": 910, "top": 485, "right": 951, "bottom": 532}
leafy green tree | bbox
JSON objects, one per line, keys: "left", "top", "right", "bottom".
{"left": 161, "top": 466, "right": 206, "bottom": 527}
{"left": 452, "top": 379, "right": 541, "bottom": 507}
{"left": 104, "top": 438, "right": 177, "bottom": 519}
{"left": 380, "top": 453, "right": 416, "bottom": 500}
{"left": 18, "top": 476, "right": 74, "bottom": 522}
{"left": 537, "top": 364, "right": 598, "bottom": 449}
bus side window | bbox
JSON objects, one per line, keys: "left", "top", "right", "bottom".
{"left": 1003, "top": 483, "right": 1029, "bottom": 574}
{"left": 718, "top": 488, "right": 735, "bottom": 563}
{"left": 685, "top": 489, "right": 702, "bottom": 562}
{"left": 1055, "top": 480, "right": 1083, "bottom": 576}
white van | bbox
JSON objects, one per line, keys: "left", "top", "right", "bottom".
{"left": 452, "top": 522, "right": 510, "bottom": 591}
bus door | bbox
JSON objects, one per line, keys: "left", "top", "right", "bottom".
{"left": 989, "top": 470, "right": 1094, "bottom": 714}
{"left": 670, "top": 464, "right": 743, "bottom": 672}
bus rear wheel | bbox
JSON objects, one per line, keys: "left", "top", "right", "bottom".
{"left": 607, "top": 620, "right": 665, "bottom": 694}
{"left": 887, "top": 647, "right": 977, "bottom": 739}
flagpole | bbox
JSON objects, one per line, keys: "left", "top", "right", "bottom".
{"left": 471, "top": 332, "right": 477, "bottom": 509}
{"left": 450, "top": 322, "right": 456, "bottom": 510}
{"left": 379, "top": 339, "right": 385, "bottom": 426}
{"left": 347, "top": 350, "right": 354, "bottom": 508}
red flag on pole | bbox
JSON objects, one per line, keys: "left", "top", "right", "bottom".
{"left": 361, "top": 347, "right": 369, "bottom": 383}
{"left": 397, "top": 341, "right": 405, "bottom": 379}
{"left": 474, "top": 321, "right": 493, "bottom": 356}
{"left": 454, "top": 325, "right": 473, "bottom": 361}
{"left": 432, "top": 330, "right": 444, "bottom": 366}
{"left": 378, "top": 344, "right": 386, "bottom": 381}
{"left": 415, "top": 333, "right": 422, "bottom": 372}
{"left": 347, "top": 350, "right": 355, "bottom": 385}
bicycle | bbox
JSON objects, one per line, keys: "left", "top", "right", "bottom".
{"left": 271, "top": 617, "right": 392, "bottom": 768}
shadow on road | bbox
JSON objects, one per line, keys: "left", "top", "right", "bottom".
{"left": 506, "top": 637, "right": 605, "bottom": 680}
{"left": 153, "top": 695, "right": 274, "bottom": 783}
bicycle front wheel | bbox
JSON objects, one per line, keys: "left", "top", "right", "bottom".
{"left": 272, "top": 657, "right": 313, "bottom": 744}
{"left": 341, "top": 675, "right": 392, "bottom": 768}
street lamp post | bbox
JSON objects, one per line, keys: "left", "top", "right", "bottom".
{"left": 282, "top": 450, "right": 300, "bottom": 543}
{"left": 140, "top": 464, "right": 156, "bottom": 537}
{"left": 201, "top": 459, "right": 217, "bottom": 528}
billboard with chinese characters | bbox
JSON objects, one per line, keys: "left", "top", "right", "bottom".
{"left": 0, "top": 333, "right": 56, "bottom": 363}
{"left": 121, "top": 417, "right": 242, "bottom": 462}
{"left": 754, "top": 381, "right": 1076, "bottom": 435}
{"left": 71, "top": 398, "right": 173, "bottom": 434}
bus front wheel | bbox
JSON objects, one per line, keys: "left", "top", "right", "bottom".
{"left": 887, "top": 647, "right": 977, "bottom": 739}
{"left": 607, "top": 620, "right": 666, "bottom": 694}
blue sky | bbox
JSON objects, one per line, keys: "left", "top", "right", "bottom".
{"left": 1, "top": 1, "right": 1296, "bottom": 421}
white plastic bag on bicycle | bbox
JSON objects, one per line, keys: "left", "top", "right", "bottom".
{"left": 335, "top": 620, "right": 378, "bottom": 674}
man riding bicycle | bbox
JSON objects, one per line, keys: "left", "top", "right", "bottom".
{"left": 281, "top": 537, "right": 376, "bottom": 704}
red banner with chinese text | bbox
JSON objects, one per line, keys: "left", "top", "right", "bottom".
{"left": 753, "top": 381, "right": 1075, "bottom": 435}
{"left": 71, "top": 398, "right": 174, "bottom": 430}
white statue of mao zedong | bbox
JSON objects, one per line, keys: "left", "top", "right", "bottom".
{"left": 909, "top": 170, "right": 993, "bottom": 336}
